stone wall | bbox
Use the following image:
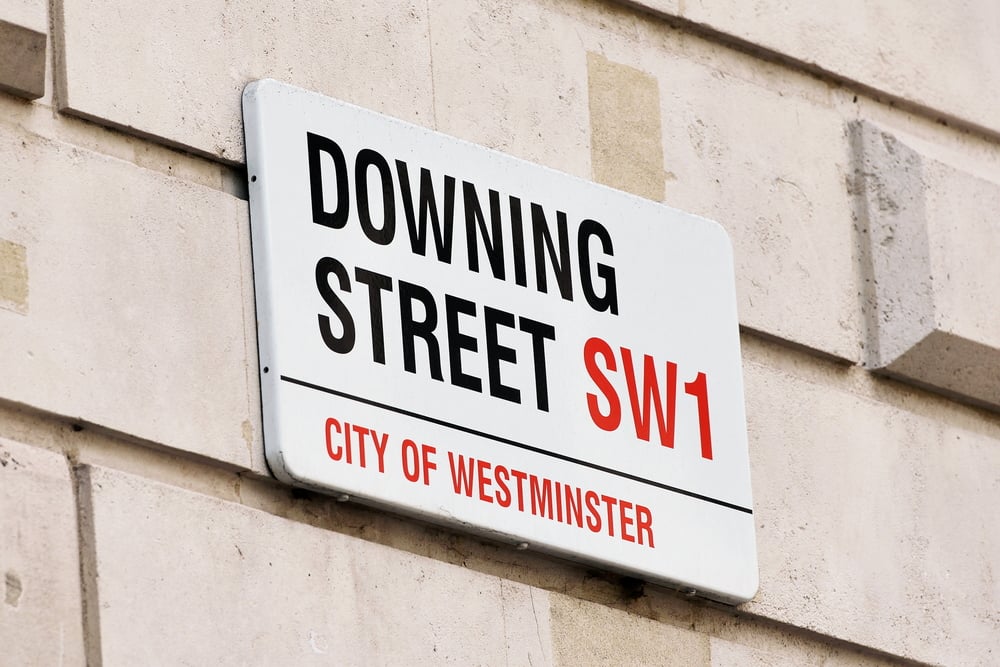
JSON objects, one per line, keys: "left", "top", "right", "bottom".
{"left": 2, "top": 1, "right": 998, "bottom": 664}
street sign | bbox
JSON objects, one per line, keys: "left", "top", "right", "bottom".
{"left": 243, "top": 79, "right": 758, "bottom": 603}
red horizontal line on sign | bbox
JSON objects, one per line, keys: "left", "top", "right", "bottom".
{"left": 279, "top": 374, "right": 753, "bottom": 515}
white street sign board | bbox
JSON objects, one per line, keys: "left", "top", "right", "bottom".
{"left": 243, "top": 79, "right": 758, "bottom": 603}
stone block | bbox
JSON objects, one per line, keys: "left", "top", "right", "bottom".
{"left": 853, "top": 121, "right": 1000, "bottom": 410}
{"left": 587, "top": 51, "right": 665, "bottom": 201}
{"left": 742, "top": 346, "right": 1000, "bottom": 664}
{"left": 0, "top": 238, "right": 29, "bottom": 313}
{"left": 427, "top": 0, "right": 591, "bottom": 178}
{"left": 655, "top": 60, "right": 857, "bottom": 359}
{"left": 625, "top": 0, "right": 1000, "bottom": 136}
{"left": 550, "top": 593, "right": 710, "bottom": 665}
{"left": 78, "top": 464, "right": 553, "bottom": 665}
{"left": 0, "top": 438, "right": 85, "bottom": 666}
{"left": 58, "top": 0, "right": 434, "bottom": 162}
{"left": 0, "top": 122, "right": 261, "bottom": 471}
{"left": 0, "top": 17, "right": 46, "bottom": 100}
{"left": 595, "top": 11, "right": 858, "bottom": 359}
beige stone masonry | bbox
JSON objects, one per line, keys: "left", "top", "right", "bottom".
{"left": 853, "top": 120, "right": 1000, "bottom": 411}
{"left": 0, "top": 238, "right": 29, "bottom": 313}
{"left": 58, "top": 0, "right": 434, "bottom": 162}
{"left": 78, "top": 464, "right": 554, "bottom": 665}
{"left": 0, "top": 438, "right": 85, "bottom": 666}
{"left": 430, "top": 0, "right": 862, "bottom": 360}
{"left": 707, "top": 636, "right": 895, "bottom": 667}
{"left": 624, "top": 0, "right": 1000, "bottom": 138}
{"left": 427, "top": 0, "right": 592, "bottom": 178}
{"left": 742, "top": 339, "right": 1000, "bottom": 665}
{"left": 551, "top": 594, "right": 710, "bottom": 664}
{"left": 0, "top": 122, "right": 263, "bottom": 472}
{"left": 0, "top": 0, "right": 47, "bottom": 100}
{"left": 587, "top": 52, "right": 666, "bottom": 201}
{"left": 648, "top": 55, "right": 857, "bottom": 360}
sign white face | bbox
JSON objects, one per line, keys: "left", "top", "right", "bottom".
{"left": 243, "top": 79, "right": 758, "bottom": 603}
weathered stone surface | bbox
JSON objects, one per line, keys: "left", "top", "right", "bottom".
{"left": 709, "top": 638, "right": 784, "bottom": 667}
{"left": 0, "top": 438, "right": 85, "bottom": 666}
{"left": 550, "top": 593, "right": 710, "bottom": 665}
{"left": 0, "top": 15, "right": 46, "bottom": 100}
{"left": 79, "top": 464, "right": 553, "bottom": 665}
{"left": 742, "top": 343, "right": 1000, "bottom": 664}
{"left": 587, "top": 51, "right": 665, "bottom": 201}
{"left": 430, "top": 0, "right": 861, "bottom": 360}
{"left": 58, "top": 0, "right": 434, "bottom": 162}
{"left": 427, "top": 0, "right": 591, "bottom": 178}
{"left": 624, "top": 0, "right": 1000, "bottom": 136}
{"left": 0, "top": 238, "right": 28, "bottom": 313}
{"left": 853, "top": 120, "right": 1000, "bottom": 410}
{"left": 0, "top": 121, "right": 261, "bottom": 471}
{"left": 649, "top": 51, "right": 857, "bottom": 361}
{"left": 0, "top": 0, "right": 46, "bottom": 33}
{"left": 708, "top": 635, "right": 893, "bottom": 667}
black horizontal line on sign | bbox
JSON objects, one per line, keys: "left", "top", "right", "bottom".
{"left": 280, "top": 374, "right": 753, "bottom": 515}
